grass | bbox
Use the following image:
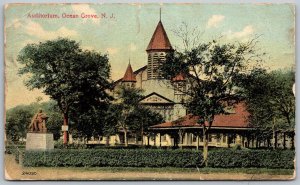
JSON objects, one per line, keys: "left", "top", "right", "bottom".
{"left": 34, "top": 166, "right": 293, "bottom": 175}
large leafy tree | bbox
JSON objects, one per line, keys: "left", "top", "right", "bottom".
{"left": 161, "top": 38, "right": 264, "bottom": 166}
{"left": 109, "top": 86, "right": 144, "bottom": 146}
{"left": 127, "top": 106, "right": 164, "bottom": 145}
{"left": 106, "top": 86, "right": 164, "bottom": 146}
{"left": 69, "top": 103, "right": 109, "bottom": 143}
{"left": 17, "top": 38, "right": 111, "bottom": 145}
{"left": 6, "top": 105, "right": 33, "bottom": 141}
{"left": 236, "top": 69, "right": 295, "bottom": 148}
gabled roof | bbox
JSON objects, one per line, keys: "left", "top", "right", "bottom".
{"left": 140, "top": 92, "right": 174, "bottom": 104}
{"left": 122, "top": 63, "right": 136, "bottom": 82}
{"left": 146, "top": 21, "right": 173, "bottom": 52}
{"left": 150, "top": 103, "right": 251, "bottom": 129}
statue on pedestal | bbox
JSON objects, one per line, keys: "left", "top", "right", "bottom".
{"left": 28, "top": 109, "right": 49, "bottom": 133}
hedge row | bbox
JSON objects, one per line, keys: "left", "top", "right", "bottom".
{"left": 208, "top": 149, "right": 295, "bottom": 169}
{"left": 5, "top": 145, "right": 25, "bottom": 154}
{"left": 23, "top": 149, "right": 202, "bottom": 168}
{"left": 22, "top": 149, "right": 295, "bottom": 169}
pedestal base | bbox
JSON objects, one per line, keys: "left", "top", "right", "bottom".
{"left": 26, "top": 132, "right": 54, "bottom": 150}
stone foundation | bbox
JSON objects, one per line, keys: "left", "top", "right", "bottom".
{"left": 25, "top": 132, "right": 54, "bottom": 150}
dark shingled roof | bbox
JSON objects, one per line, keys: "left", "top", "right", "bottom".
{"left": 121, "top": 63, "right": 136, "bottom": 82}
{"left": 146, "top": 21, "right": 173, "bottom": 52}
{"left": 150, "top": 103, "right": 251, "bottom": 129}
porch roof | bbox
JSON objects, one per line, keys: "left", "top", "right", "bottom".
{"left": 150, "top": 103, "right": 251, "bottom": 129}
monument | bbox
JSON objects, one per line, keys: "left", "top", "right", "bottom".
{"left": 26, "top": 109, "right": 54, "bottom": 150}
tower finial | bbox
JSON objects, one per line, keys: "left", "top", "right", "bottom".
{"left": 159, "top": 7, "right": 161, "bottom": 21}
{"left": 129, "top": 58, "right": 131, "bottom": 64}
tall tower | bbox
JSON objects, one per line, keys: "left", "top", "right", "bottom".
{"left": 146, "top": 16, "right": 174, "bottom": 80}
{"left": 122, "top": 62, "right": 136, "bottom": 88}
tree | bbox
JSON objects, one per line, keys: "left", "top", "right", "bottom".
{"left": 5, "top": 100, "right": 63, "bottom": 141}
{"left": 106, "top": 86, "right": 164, "bottom": 146}
{"left": 236, "top": 69, "right": 295, "bottom": 148}
{"left": 161, "top": 37, "right": 264, "bottom": 166}
{"left": 40, "top": 101, "right": 63, "bottom": 140}
{"left": 69, "top": 103, "right": 109, "bottom": 143}
{"left": 108, "top": 86, "right": 144, "bottom": 146}
{"left": 127, "top": 106, "right": 164, "bottom": 145}
{"left": 6, "top": 105, "right": 33, "bottom": 141}
{"left": 17, "top": 38, "right": 112, "bottom": 145}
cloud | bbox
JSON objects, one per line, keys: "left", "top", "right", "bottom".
{"left": 206, "top": 15, "right": 225, "bottom": 28}
{"left": 71, "top": 4, "right": 99, "bottom": 24}
{"left": 106, "top": 47, "right": 118, "bottom": 55}
{"left": 24, "top": 21, "right": 77, "bottom": 40}
{"left": 129, "top": 43, "right": 137, "bottom": 51}
{"left": 225, "top": 25, "right": 254, "bottom": 39}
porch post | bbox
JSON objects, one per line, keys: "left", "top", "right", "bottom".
{"left": 159, "top": 133, "right": 162, "bottom": 147}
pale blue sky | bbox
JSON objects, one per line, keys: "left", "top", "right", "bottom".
{"left": 5, "top": 3, "right": 295, "bottom": 108}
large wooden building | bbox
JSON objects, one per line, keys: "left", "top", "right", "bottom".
{"left": 92, "top": 17, "right": 294, "bottom": 149}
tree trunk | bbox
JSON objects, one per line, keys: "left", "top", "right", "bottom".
{"left": 106, "top": 135, "right": 110, "bottom": 146}
{"left": 256, "top": 137, "right": 259, "bottom": 148}
{"left": 291, "top": 132, "right": 295, "bottom": 149}
{"left": 275, "top": 132, "right": 278, "bottom": 149}
{"left": 135, "top": 133, "right": 138, "bottom": 144}
{"left": 283, "top": 132, "right": 286, "bottom": 149}
{"left": 272, "top": 117, "right": 276, "bottom": 149}
{"left": 227, "top": 133, "right": 230, "bottom": 148}
{"left": 159, "top": 133, "right": 162, "bottom": 147}
{"left": 63, "top": 113, "right": 68, "bottom": 146}
{"left": 124, "top": 129, "right": 128, "bottom": 147}
{"left": 141, "top": 127, "right": 144, "bottom": 146}
{"left": 203, "top": 127, "right": 208, "bottom": 167}
{"left": 196, "top": 134, "right": 199, "bottom": 151}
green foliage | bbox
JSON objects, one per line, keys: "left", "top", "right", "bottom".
{"left": 22, "top": 149, "right": 294, "bottom": 169}
{"left": 106, "top": 86, "right": 164, "bottom": 145}
{"left": 17, "top": 38, "right": 112, "bottom": 141}
{"left": 236, "top": 69, "right": 295, "bottom": 135}
{"left": 208, "top": 149, "right": 294, "bottom": 169}
{"left": 6, "top": 101, "right": 62, "bottom": 141}
{"left": 54, "top": 140, "right": 87, "bottom": 149}
{"left": 22, "top": 149, "right": 202, "bottom": 168}
{"left": 6, "top": 105, "right": 33, "bottom": 141}
{"left": 161, "top": 40, "right": 264, "bottom": 126}
{"left": 5, "top": 145, "right": 25, "bottom": 154}
{"left": 127, "top": 106, "right": 164, "bottom": 133}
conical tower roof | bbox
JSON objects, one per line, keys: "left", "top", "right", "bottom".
{"left": 146, "top": 21, "right": 173, "bottom": 52}
{"left": 122, "top": 63, "right": 136, "bottom": 82}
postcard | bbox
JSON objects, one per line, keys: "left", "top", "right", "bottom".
{"left": 4, "top": 3, "right": 295, "bottom": 180}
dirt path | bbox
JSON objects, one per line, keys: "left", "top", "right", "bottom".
{"left": 4, "top": 155, "right": 294, "bottom": 180}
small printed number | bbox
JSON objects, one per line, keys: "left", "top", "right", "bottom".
{"left": 21, "top": 171, "right": 37, "bottom": 175}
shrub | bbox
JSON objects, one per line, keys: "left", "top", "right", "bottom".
{"left": 23, "top": 149, "right": 203, "bottom": 168}
{"left": 21, "top": 148, "right": 295, "bottom": 169}
{"left": 208, "top": 149, "right": 295, "bottom": 169}
{"left": 5, "top": 145, "right": 25, "bottom": 154}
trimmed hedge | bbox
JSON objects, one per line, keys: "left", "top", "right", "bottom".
{"left": 208, "top": 149, "right": 295, "bottom": 169}
{"left": 22, "top": 149, "right": 295, "bottom": 169}
{"left": 5, "top": 145, "right": 25, "bottom": 154}
{"left": 23, "top": 149, "right": 202, "bottom": 168}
